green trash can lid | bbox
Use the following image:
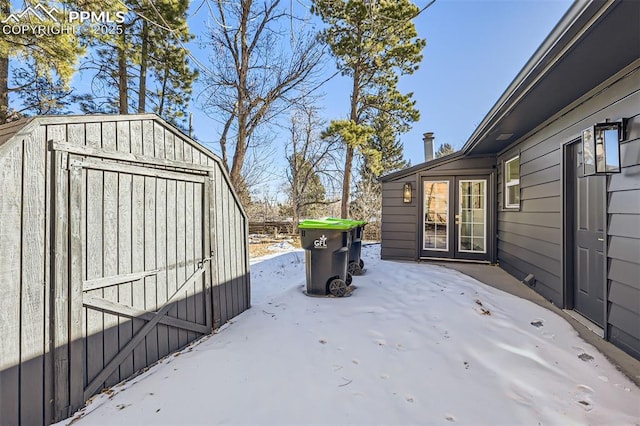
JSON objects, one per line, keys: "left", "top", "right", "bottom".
{"left": 326, "top": 217, "right": 367, "bottom": 226}
{"left": 298, "top": 219, "right": 353, "bottom": 230}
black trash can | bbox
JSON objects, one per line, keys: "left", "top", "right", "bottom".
{"left": 327, "top": 218, "right": 367, "bottom": 276}
{"left": 298, "top": 219, "right": 354, "bottom": 297}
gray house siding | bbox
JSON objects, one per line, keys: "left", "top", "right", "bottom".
{"left": 607, "top": 118, "right": 640, "bottom": 359}
{"left": 381, "top": 179, "right": 417, "bottom": 260}
{"left": 496, "top": 62, "right": 640, "bottom": 356}
{"left": 0, "top": 115, "right": 250, "bottom": 425}
{"left": 380, "top": 1, "right": 639, "bottom": 361}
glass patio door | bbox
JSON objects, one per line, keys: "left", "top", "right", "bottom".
{"left": 421, "top": 177, "right": 488, "bottom": 261}
{"left": 423, "top": 180, "right": 451, "bottom": 254}
{"left": 455, "top": 179, "right": 487, "bottom": 260}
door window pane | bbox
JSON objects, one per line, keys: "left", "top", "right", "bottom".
{"left": 459, "top": 180, "right": 486, "bottom": 253}
{"left": 423, "top": 181, "right": 449, "bottom": 251}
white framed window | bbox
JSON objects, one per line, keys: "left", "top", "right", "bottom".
{"left": 504, "top": 155, "right": 520, "bottom": 209}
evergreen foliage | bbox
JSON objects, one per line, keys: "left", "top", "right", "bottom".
{"left": 435, "top": 142, "right": 455, "bottom": 158}
{"left": 312, "top": 0, "right": 425, "bottom": 217}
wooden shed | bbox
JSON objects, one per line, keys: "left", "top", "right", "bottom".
{"left": 0, "top": 114, "right": 250, "bottom": 425}
{"left": 382, "top": 0, "right": 639, "bottom": 359}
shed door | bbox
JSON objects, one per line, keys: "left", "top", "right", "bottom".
{"left": 67, "top": 156, "right": 212, "bottom": 401}
{"left": 570, "top": 142, "right": 605, "bottom": 327}
{"left": 421, "top": 176, "right": 489, "bottom": 261}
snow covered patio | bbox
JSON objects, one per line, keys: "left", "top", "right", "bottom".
{"left": 60, "top": 245, "right": 639, "bottom": 425}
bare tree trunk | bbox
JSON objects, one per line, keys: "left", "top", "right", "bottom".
{"left": 0, "top": 0, "right": 9, "bottom": 123}
{"left": 219, "top": 114, "right": 234, "bottom": 171}
{"left": 231, "top": 119, "right": 248, "bottom": 187}
{"left": 341, "top": 146, "right": 354, "bottom": 218}
{"left": 137, "top": 20, "right": 148, "bottom": 113}
{"left": 0, "top": 55, "right": 8, "bottom": 124}
{"left": 157, "top": 65, "right": 169, "bottom": 116}
{"left": 292, "top": 139, "right": 300, "bottom": 224}
{"left": 118, "top": 32, "right": 128, "bottom": 114}
{"left": 229, "top": 0, "right": 251, "bottom": 190}
{"left": 341, "top": 64, "right": 361, "bottom": 218}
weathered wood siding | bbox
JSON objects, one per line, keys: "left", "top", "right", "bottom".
{"left": 210, "top": 159, "right": 251, "bottom": 327}
{"left": 0, "top": 122, "right": 50, "bottom": 426}
{"left": 381, "top": 179, "right": 417, "bottom": 260}
{"left": 0, "top": 115, "right": 250, "bottom": 425}
{"left": 497, "top": 63, "right": 640, "bottom": 357}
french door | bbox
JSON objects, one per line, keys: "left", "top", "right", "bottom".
{"left": 421, "top": 176, "right": 489, "bottom": 261}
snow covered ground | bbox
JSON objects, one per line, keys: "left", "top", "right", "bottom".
{"left": 60, "top": 244, "right": 639, "bottom": 425}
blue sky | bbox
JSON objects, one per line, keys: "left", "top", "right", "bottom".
{"left": 186, "top": 0, "right": 573, "bottom": 171}
{"left": 392, "top": 0, "right": 573, "bottom": 165}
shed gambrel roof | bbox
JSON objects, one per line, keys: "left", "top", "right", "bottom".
{"left": 383, "top": 0, "right": 639, "bottom": 182}
{"left": 0, "top": 113, "right": 247, "bottom": 217}
{"left": 0, "top": 117, "right": 32, "bottom": 149}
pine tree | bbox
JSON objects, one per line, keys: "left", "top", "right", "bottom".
{"left": 350, "top": 110, "right": 410, "bottom": 232}
{"left": 144, "top": 0, "right": 197, "bottom": 130}
{"left": 76, "top": 0, "right": 196, "bottom": 127}
{"left": 0, "top": 0, "right": 83, "bottom": 122}
{"left": 12, "top": 64, "right": 74, "bottom": 115}
{"left": 312, "top": 0, "right": 425, "bottom": 218}
{"left": 435, "top": 142, "right": 455, "bottom": 158}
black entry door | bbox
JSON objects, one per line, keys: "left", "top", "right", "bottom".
{"left": 570, "top": 142, "right": 605, "bottom": 327}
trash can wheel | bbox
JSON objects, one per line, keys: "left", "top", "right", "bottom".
{"left": 346, "top": 272, "right": 353, "bottom": 286}
{"left": 359, "top": 259, "right": 364, "bottom": 269}
{"left": 348, "top": 261, "right": 362, "bottom": 276}
{"left": 328, "top": 278, "right": 348, "bottom": 297}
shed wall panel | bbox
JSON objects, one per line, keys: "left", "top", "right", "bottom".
{"left": 0, "top": 114, "right": 251, "bottom": 424}
{"left": 116, "top": 121, "right": 131, "bottom": 153}
{"left": 52, "top": 150, "right": 70, "bottom": 419}
{"left": 102, "top": 170, "right": 120, "bottom": 388}
{"left": 156, "top": 177, "right": 170, "bottom": 356}
{"left": 131, "top": 175, "right": 149, "bottom": 371}
{"left": 0, "top": 141, "right": 23, "bottom": 425}
{"left": 20, "top": 128, "right": 47, "bottom": 426}
{"left": 164, "top": 178, "right": 180, "bottom": 354}
{"left": 117, "top": 173, "right": 135, "bottom": 380}
{"left": 84, "top": 168, "right": 104, "bottom": 390}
